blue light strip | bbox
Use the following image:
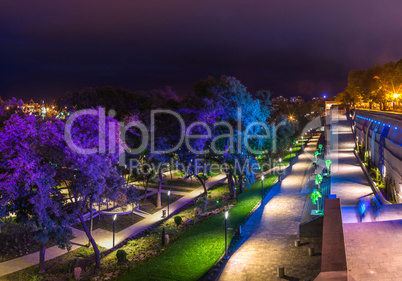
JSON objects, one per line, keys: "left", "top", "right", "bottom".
{"left": 356, "top": 115, "right": 400, "bottom": 131}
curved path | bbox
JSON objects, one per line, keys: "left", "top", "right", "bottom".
{"left": 0, "top": 174, "right": 226, "bottom": 278}
{"left": 219, "top": 136, "right": 321, "bottom": 281}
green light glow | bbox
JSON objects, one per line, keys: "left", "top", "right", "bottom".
{"left": 315, "top": 174, "right": 323, "bottom": 185}
{"left": 311, "top": 189, "right": 322, "bottom": 204}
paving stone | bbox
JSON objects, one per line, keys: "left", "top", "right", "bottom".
{"left": 219, "top": 137, "right": 321, "bottom": 281}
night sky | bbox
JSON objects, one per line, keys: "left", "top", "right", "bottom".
{"left": 1, "top": 0, "right": 402, "bottom": 102}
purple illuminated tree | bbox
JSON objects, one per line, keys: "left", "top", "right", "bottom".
{"left": 189, "top": 76, "right": 272, "bottom": 196}
{"left": 1, "top": 109, "right": 125, "bottom": 269}
{"left": 0, "top": 114, "right": 72, "bottom": 273}
{"left": 55, "top": 109, "right": 125, "bottom": 267}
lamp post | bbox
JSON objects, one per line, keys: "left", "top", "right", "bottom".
{"left": 89, "top": 197, "right": 93, "bottom": 246}
{"left": 113, "top": 214, "right": 117, "bottom": 248}
{"left": 261, "top": 175, "right": 265, "bottom": 206}
{"left": 279, "top": 158, "right": 282, "bottom": 181}
{"left": 289, "top": 147, "right": 293, "bottom": 159}
{"left": 167, "top": 190, "right": 171, "bottom": 217}
{"left": 224, "top": 211, "right": 228, "bottom": 258}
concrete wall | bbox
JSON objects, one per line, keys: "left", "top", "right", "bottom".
{"left": 314, "top": 198, "right": 351, "bottom": 281}
{"left": 353, "top": 110, "right": 402, "bottom": 202}
{"left": 299, "top": 216, "right": 323, "bottom": 238}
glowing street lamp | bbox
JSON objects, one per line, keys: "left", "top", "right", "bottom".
{"left": 393, "top": 93, "right": 399, "bottom": 109}
{"left": 113, "top": 214, "right": 117, "bottom": 248}
{"left": 261, "top": 175, "right": 265, "bottom": 206}
{"left": 289, "top": 147, "right": 293, "bottom": 159}
{"left": 224, "top": 211, "right": 229, "bottom": 258}
{"left": 167, "top": 190, "right": 171, "bottom": 217}
{"left": 278, "top": 158, "right": 282, "bottom": 181}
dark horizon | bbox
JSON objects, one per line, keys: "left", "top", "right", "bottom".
{"left": 1, "top": 1, "right": 402, "bottom": 102}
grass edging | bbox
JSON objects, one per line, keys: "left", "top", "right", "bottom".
{"left": 119, "top": 175, "right": 278, "bottom": 281}
{"left": 202, "top": 176, "right": 280, "bottom": 281}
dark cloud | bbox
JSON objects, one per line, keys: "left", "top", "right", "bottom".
{"left": 1, "top": 0, "right": 402, "bottom": 101}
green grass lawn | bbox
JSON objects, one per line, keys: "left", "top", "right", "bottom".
{"left": 173, "top": 170, "right": 186, "bottom": 177}
{"left": 279, "top": 145, "right": 303, "bottom": 166}
{"left": 119, "top": 174, "right": 278, "bottom": 281}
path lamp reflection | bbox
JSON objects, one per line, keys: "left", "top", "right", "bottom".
{"left": 113, "top": 214, "right": 117, "bottom": 248}
{"left": 225, "top": 211, "right": 229, "bottom": 258}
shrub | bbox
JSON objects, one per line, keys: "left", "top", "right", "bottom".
{"left": 174, "top": 216, "right": 182, "bottom": 227}
{"left": 116, "top": 249, "right": 128, "bottom": 263}
{"left": 161, "top": 227, "right": 166, "bottom": 246}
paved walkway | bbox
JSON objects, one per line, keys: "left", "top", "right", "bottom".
{"left": 329, "top": 111, "right": 402, "bottom": 281}
{"left": 0, "top": 174, "right": 226, "bottom": 278}
{"left": 219, "top": 137, "right": 321, "bottom": 281}
{"left": 328, "top": 111, "right": 371, "bottom": 210}
{"left": 344, "top": 221, "right": 402, "bottom": 281}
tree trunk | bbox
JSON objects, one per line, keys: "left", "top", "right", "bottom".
{"left": 39, "top": 244, "right": 46, "bottom": 273}
{"left": 89, "top": 198, "right": 93, "bottom": 246}
{"left": 79, "top": 213, "right": 101, "bottom": 268}
{"left": 238, "top": 174, "right": 244, "bottom": 194}
{"left": 226, "top": 169, "right": 237, "bottom": 199}
{"left": 195, "top": 175, "right": 207, "bottom": 195}
{"left": 230, "top": 175, "right": 237, "bottom": 199}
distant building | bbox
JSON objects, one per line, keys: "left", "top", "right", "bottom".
{"left": 272, "top": 96, "right": 289, "bottom": 104}
{"left": 325, "top": 101, "right": 339, "bottom": 115}
{"left": 21, "top": 99, "right": 62, "bottom": 118}
{"left": 22, "top": 99, "right": 41, "bottom": 115}
{"left": 289, "top": 96, "right": 305, "bottom": 104}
